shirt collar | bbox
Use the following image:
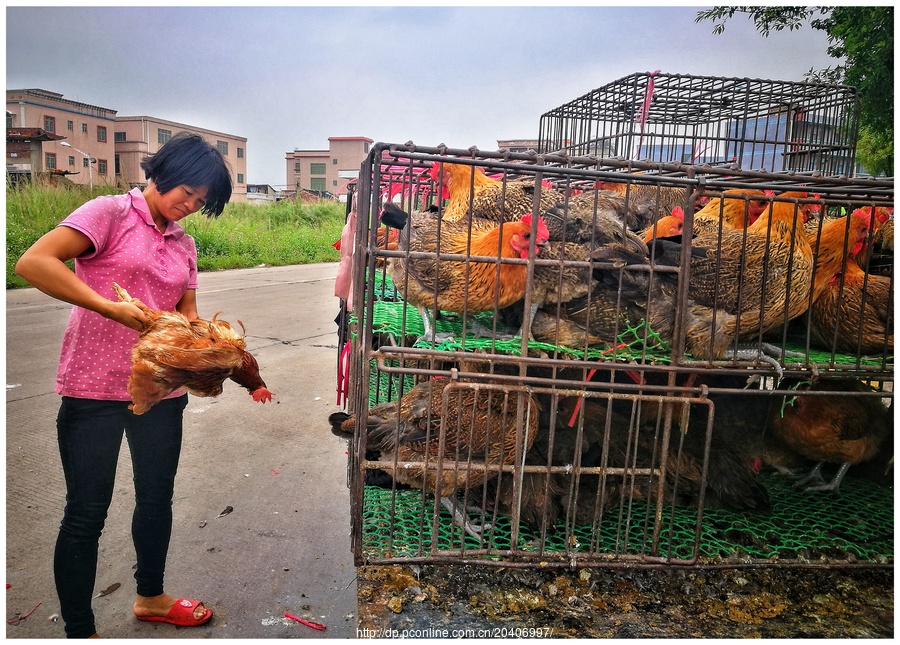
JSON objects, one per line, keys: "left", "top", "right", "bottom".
{"left": 128, "top": 187, "right": 185, "bottom": 240}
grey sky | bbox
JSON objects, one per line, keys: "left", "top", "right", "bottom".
{"left": 6, "top": 5, "right": 840, "bottom": 188}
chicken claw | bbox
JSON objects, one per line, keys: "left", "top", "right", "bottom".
{"left": 440, "top": 495, "right": 492, "bottom": 539}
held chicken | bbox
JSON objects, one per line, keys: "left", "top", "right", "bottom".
{"left": 112, "top": 283, "right": 273, "bottom": 415}
{"left": 329, "top": 375, "right": 540, "bottom": 538}
{"left": 384, "top": 202, "right": 549, "bottom": 342}
{"left": 768, "top": 378, "right": 891, "bottom": 494}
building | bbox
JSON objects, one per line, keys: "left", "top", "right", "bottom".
{"left": 6, "top": 89, "right": 248, "bottom": 199}
{"left": 285, "top": 136, "right": 373, "bottom": 201}
{"left": 246, "top": 183, "right": 278, "bottom": 205}
{"left": 7, "top": 89, "right": 117, "bottom": 186}
{"left": 6, "top": 126, "right": 66, "bottom": 184}
{"left": 497, "top": 139, "right": 539, "bottom": 153}
{"left": 114, "top": 115, "right": 247, "bottom": 199}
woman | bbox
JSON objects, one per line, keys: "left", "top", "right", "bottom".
{"left": 15, "top": 132, "right": 232, "bottom": 638}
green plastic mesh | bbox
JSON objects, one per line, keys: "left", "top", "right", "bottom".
{"left": 367, "top": 361, "right": 416, "bottom": 407}
{"left": 360, "top": 473, "right": 893, "bottom": 564}
{"left": 356, "top": 275, "right": 891, "bottom": 368}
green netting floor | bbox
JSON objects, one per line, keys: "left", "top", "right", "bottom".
{"left": 360, "top": 473, "right": 893, "bottom": 564}
{"left": 359, "top": 275, "right": 893, "bottom": 368}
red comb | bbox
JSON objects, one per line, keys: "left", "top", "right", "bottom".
{"left": 671, "top": 206, "right": 685, "bottom": 220}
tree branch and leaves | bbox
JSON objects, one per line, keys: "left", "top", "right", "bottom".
{"left": 696, "top": 6, "right": 893, "bottom": 176}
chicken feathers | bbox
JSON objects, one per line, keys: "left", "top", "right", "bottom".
{"left": 112, "top": 282, "right": 273, "bottom": 414}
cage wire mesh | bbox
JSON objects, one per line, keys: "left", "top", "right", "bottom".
{"left": 337, "top": 139, "right": 892, "bottom": 571}
{"left": 538, "top": 72, "right": 861, "bottom": 176}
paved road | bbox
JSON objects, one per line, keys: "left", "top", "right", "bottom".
{"left": 6, "top": 263, "right": 361, "bottom": 639}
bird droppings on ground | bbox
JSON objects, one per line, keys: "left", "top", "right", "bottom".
{"left": 356, "top": 564, "right": 893, "bottom": 638}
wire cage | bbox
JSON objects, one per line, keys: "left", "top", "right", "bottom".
{"left": 336, "top": 142, "right": 893, "bottom": 571}
{"left": 538, "top": 72, "right": 861, "bottom": 176}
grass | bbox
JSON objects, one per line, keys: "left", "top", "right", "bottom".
{"left": 6, "top": 181, "right": 345, "bottom": 288}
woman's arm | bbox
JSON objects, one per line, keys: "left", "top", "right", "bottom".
{"left": 176, "top": 289, "right": 199, "bottom": 320}
{"left": 15, "top": 226, "right": 148, "bottom": 330}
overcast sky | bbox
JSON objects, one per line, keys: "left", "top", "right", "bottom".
{"left": 6, "top": 5, "right": 840, "bottom": 188}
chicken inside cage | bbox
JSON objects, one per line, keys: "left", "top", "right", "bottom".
{"left": 337, "top": 144, "right": 893, "bottom": 568}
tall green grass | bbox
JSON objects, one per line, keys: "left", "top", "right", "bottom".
{"left": 6, "top": 182, "right": 345, "bottom": 288}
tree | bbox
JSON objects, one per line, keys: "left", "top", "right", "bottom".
{"left": 696, "top": 6, "right": 893, "bottom": 176}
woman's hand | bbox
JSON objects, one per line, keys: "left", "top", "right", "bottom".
{"left": 101, "top": 300, "right": 149, "bottom": 331}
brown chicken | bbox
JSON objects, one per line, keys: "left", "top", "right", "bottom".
{"left": 853, "top": 209, "right": 893, "bottom": 276}
{"left": 549, "top": 383, "right": 770, "bottom": 525}
{"left": 384, "top": 202, "right": 550, "bottom": 341}
{"left": 596, "top": 180, "right": 691, "bottom": 230}
{"left": 112, "top": 283, "right": 273, "bottom": 415}
{"left": 801, "top": 207, "right": 892, "bottom": 355}
{"left": 768, "top": 378, "right": 891, "bottom": 494}
{"left": 429, "top": 161, "right": 502, "bottom": 222}
{"left": 809, "top": 258, "right": 893, "bottom": 355}
{"left": 805, "top": 207, "right": 882, "bottom": 301}
{"left": 634, "top": 191, "right": 817, "bottom": 360}
{"left": 689, "top": 188, "right": 770, "bottom": 237}
{"left": 642, "top": 206, "right": 685, "bottom": 243}
{"left": 328, "top": 374, "right": 540, "bottom": 538}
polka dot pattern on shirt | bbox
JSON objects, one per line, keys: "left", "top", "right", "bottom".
{"left": 55, "top": 188, "right": 198, "bottom": 400}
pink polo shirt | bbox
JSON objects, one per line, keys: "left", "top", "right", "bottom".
{"left": 55, "top": 187, "right": 199, "bottom": 400}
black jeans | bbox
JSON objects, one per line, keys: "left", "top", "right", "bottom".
{"left": 54, "top": 395, "right": 187, "bottom": 638}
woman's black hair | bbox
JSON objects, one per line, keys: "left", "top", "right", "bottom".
{"left": 140, "top": 131, "right": 233, "bottom": 216}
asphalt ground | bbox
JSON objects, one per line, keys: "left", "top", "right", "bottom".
{"left": 6, "top": 262, "right": 360, "bottom": 639}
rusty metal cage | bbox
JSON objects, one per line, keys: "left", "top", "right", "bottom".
{"left": 336, "top": 142, "right": 893, "bottom": 571}
{"left": 538, "top": 72, "right": 861, "bottom": 176}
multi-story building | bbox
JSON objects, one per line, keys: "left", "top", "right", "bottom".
{"left": 6, "top": 89, "right": 247, "bottom": 200}
{"left": 7, "top": 89, "right": 117, "bottom": 186}
{"left": 114, "top": 116, "right": 247, "bottom": 199}
{"left": 285, "top": 136, "right": 373, "bottom": 200}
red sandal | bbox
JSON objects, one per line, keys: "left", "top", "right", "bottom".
{"left": 136, "top": 598, "right": 212, "bottom": 626}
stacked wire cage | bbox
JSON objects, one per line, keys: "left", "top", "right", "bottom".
{"left": 338, "top": 76, "right": 891, "bottom": 571}
{"left": 538, "top": 71, "right": 861, "bottom": 176}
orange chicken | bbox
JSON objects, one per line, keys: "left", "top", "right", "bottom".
{"left": 112, "top": 283, "right": 273, "bottom": 415}
{"left": 384, "top": 203, "right": 550, "bottom": 341}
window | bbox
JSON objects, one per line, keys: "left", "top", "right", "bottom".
{"left": 6, "top": 113, "right": 12, "bottom": 128}
{"left": 310, "top": 163, "right": 326, "bottom": 175}
{"left": 294, "top": 162, "right": 301, "bottom": 172}
{"left": 364, "top": 142, "right": 370, "bottom": 153}
{"left": 44, "top": 116, "right": 56, "bottom": 133}
{"left": 68, "top": 156, "right": 75, "bottom": 167}
{"left": 97, "top": 126, "right": 107, "bottom": 142}
{"left": 45, "top": 153, "right": 57, "bottom": 169}
{"left": 158, "top": 128, "right": 172, "bottom": 145}
{"left": 114, "top": 131, "right": 126, "bottom": 142}
{"left": 217, "top": 140, "right": 228, "bottom": 156}
{"left": 81, "top": 123, "right": 88, "bottom": 134}
{"left": 237, "top": 147, "right": 244, "bottom": 159}
{"left": 333, "top": 180, "right": 338, "bottom": 186}
{"left": 115, "top": 154, "right": 120, "bottom": 175}
{"left": 83, "top": 158, "right": 90, "bottom": 168}
{"left": 332, "top": 158, "right": 338, "bottom": 164}
{"left": 67, "top": 120, "right": 74, "bottom": 131}
{"left": 310, "top": 178, "right": 326, "bottom": 191}
{"left": 236, "top": 173, "right": 244, "bottom": 184}
{"left": 98, "top": 160, "right": 108, "bottom": 175}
